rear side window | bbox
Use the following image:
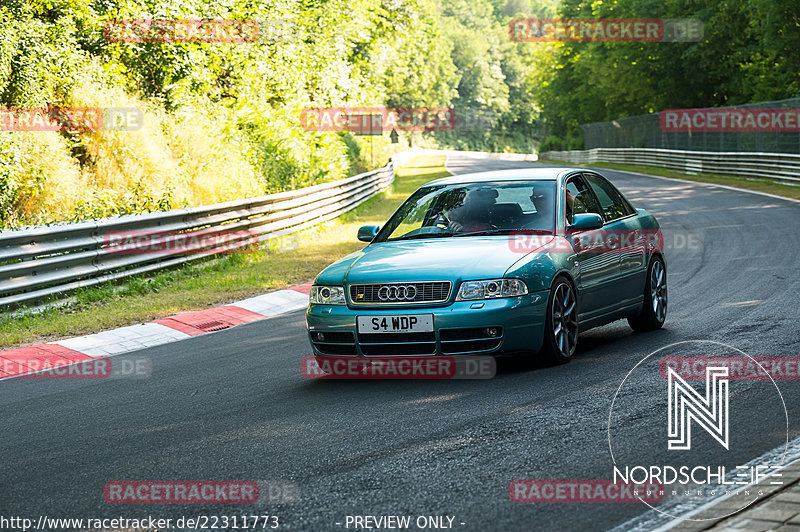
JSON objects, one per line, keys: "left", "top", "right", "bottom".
{"left": 584, "top": 173, "right": 635, "bottom": 221}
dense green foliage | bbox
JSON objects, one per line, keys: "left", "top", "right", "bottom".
{"left": 1, "top": 0, "right": 798, "bottom": 226}
{"left": 0, "top": 0, "right": 544, "bottom": 227}
{"left": 533, "top": 0, "right": 800, "bottom": 145}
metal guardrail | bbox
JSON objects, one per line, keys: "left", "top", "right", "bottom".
{"left": 0, "top": 161, "right": 397, "bottom": 309}
{"left": 539, "top": 148, "right": 800, "bottom": 184}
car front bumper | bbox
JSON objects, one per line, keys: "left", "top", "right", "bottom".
{"left": 306, "top": 291, "right": 549, "bottom": 359}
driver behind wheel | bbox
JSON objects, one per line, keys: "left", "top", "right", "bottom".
{"left": 525, "top": 186, "right": 555, "bottom": 228}
{"left": 446, "top": 188, "right": 498, "bottom": 233}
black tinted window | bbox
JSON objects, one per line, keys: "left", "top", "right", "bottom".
{"left": 565, "top": 175, "right": 602, "bottom": 224}
{"left": 584, "top": 173, "right": 634, "bottom": 221}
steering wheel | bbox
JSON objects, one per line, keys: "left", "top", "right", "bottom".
{"left": 433, "top": 211, "right": 452, "bottom": 229}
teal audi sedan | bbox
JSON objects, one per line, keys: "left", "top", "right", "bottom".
{"left": 306, "top": 168, "right": 667, "bottom": 365}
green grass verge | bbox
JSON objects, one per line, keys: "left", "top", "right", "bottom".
{"left": 0, "top": 155, "right": 450, "bottom": 349}
{"left": 538, "top": 159, "right": 800, "bottom": 201}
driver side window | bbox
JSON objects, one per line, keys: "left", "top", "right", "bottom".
{"left": 565, "top": 175, "right": 603, "bottom": 225}
{"left": 583, "top": 173, "right": 635, "bottom": 221}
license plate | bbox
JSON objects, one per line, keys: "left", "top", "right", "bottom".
{"left": 357, "top": 315, "right": 433, "bottom": 333}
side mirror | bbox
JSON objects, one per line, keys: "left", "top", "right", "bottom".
{"left": 357, "top": 225, "right": 380, "bottom": 242}
{"left": 569, "top": 213, "right": 604, "bottom": 231}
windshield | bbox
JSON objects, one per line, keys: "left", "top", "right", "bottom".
{"left": 374, "top": 180, "right": 556, "bottom": 242}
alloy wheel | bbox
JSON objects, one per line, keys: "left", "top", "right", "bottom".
{"left": 651, "top": 259, "right": 668, "bottom": 323}
{"left": 551, "top": 282, "right": 578, "bottom": 358}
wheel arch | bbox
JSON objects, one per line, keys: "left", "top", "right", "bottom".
{"left": 549, "top": 269, "right": 579, "bottom": 307}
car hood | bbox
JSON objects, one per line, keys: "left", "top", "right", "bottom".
{"left": 315, "top": 236, "right": 555, "bottom": 285}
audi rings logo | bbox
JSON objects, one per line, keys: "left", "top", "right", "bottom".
{"left": 377, "top": 284, "right": 417, "bottom": 301}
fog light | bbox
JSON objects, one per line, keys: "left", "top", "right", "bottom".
{"left": 486, "top": 327, "right": 499, "bottom": 337}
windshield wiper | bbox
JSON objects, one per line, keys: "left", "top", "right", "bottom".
{"left": 391, "top": 228, "right": 554, "bottom": 240}
{"left": 453, "top": 228, "right": 555, "bottom": 237}
{"left": 452, "top": 229, "right": 517, "bottom": 237}
{"left": 392, "top": 232, "right": 455, "bottom": 241}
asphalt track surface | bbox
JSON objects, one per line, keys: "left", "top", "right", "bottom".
{"left": 2, "top": 153, "right": 799, "bottom": 531}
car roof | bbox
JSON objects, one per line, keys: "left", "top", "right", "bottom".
{"left": 423, "top": 167, "right": 585, "bottom": 186}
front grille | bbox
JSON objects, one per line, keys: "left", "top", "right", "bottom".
{"left": 358, "top": 331, "right": 436, "bottom": 356}
{"left": 350, "top": 281, "right": 451, "bottom": 305}
{"left": 316, "top": 343, "right": 358, "bottom": 356}
{"left": 440, "top": 327, "right": 503, "bottom": 354}
{"left": 357, "top": 332, "right": 436, "bottom": 343}
{"left": 360, "top": 342, "right": 437, "bottom": 356}
{"left": 310, "top": 331, "right": 357, "bottom": 356}
{"left": 311, "top": 326, "right": 502, "bottom": 357}
{"left": 441, "top": 339, "right": 502, "bottom": 354}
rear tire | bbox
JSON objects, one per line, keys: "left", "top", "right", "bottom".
{"left": 541, "top": 276, "right": 578, "bottom": 365}
{"left": 628, "top": 255, "right": 667, "bottom": 332}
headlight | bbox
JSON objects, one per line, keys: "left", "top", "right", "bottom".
{"left": 455, "top": 279, "right": 529, "bottom": 301}
{"left": 309, "top": 285, "right": 347, "bottom": 305}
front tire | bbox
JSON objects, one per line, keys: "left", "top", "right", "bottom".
{"left": 628, "top": 255, "right": 667, "bottom": 332}
{"left": 541, "top": 276, "right": 578, "bottom": 365}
